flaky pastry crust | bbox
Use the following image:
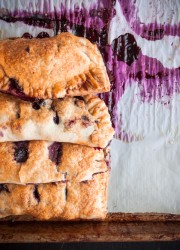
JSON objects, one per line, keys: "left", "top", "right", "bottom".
{"left": 0, "top": 33, "right": 110, "bottom": 98}
{"left": 0, "top": 172, "right": 109, "bottom": 220}
{"left": 0, "top": 141, "right": 108, "bottom": 184}
{"left": 0, "top": 93, "right": 114, "bottom": 147}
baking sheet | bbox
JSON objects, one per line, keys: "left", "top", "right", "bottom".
{"left": 0, "top": 0, "right": 179, "bottom": 214}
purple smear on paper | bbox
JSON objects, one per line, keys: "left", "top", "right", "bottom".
{"left": 119, "top": 0, "right": 180, "bottom": 40}
{"left": 110, "top": 34, "right": 180, "bottom": 133}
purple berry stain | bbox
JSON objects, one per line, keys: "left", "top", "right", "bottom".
{"left": 111, "top": 33, "right": 140, "bottom": 66}
{"left": 81, "top": 115, "right": 92, "bottom": 127}
{"left": 5, "top": 78, "right": 35, "bottom": 101}
{"left": 48, "top": 142, "right": 63, "bottom": 166}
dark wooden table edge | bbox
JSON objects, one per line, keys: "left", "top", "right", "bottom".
{"left": 0, "top": 213, "right": 180, "bottom": 243}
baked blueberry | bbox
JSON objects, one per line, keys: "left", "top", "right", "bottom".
{"left": 14, "top": 142, "right": 29, "bottom": 163}
{"left": 32, "top": 99, "right": 45, "bottom": 110}
{"left": 33, "top": 185, "right": 40, "bottom": 203}
{"left": 51, "top": 104, "right": 60, "bottom": 124}
{"left": 48, "top": 142, "right": 63, "bottom": 166}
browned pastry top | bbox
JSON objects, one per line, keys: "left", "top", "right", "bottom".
{"left": 0, "top": 32, "right": 110, "bottom": 98}
{"left": 0, "top": 141, "right": 108, "bottom": 184}
{"left": 0, "top": 172, "right": 109, "bottom": 220}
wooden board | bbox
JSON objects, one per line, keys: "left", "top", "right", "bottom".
{"left": 0, "top": 213, "right": 180, "bottom": 243}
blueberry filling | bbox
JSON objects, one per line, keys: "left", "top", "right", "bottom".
{"left": 2, "top": 79, "right": 34, "bottom": 101}
{"left": 25, "top": 47, "right": 30, "bottom": 53}
{"left": 5, "top": 78, "right": 35, "bottom": 101}
{"left": 81, "top": 115, "right": 91, "bottom": 127}
{"left": 2, "top": 79, "right": 34, "bottom": 102}
{"left": 9, "top": 78, "right": 23, "bottom": 93}
{"left": 33, "top": 185, "right": 40, "bottom": 203}
{"left": 0, "top": 184, "right": 10, "bottom": 193}
{"left": 22, "top": 33, "right": 33, "bottom": 39}
{"left": 48, "top": 142, "right": 63, "bottom": 166}
{"left": 51, "top": 104, "right": 60, "bottom": 125}
{"left": 36, "top": 32, "right": 50, "bottom": 39}
{"left": 14, "top": 141, "right": 29, "bottom": 163}
{"left": 53, "top": 112, "right": 60, "bottom": 124}
{"left": 32, "top": 99, "right": 45, "bottom": 110}
{"left": 65, "top": 120, "right": 76, "bottom": 128}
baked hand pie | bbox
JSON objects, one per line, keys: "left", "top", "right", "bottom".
{"left": 0, "top": 172, "right": 109, "bottom": 220}
{"left": 0, "top": 32, "right": 110, "bottom": 99}
{"left": 0, "top": 93, "right": 114, "bottom": 147}
{"left": 0, "top": 141, "right": 109, "bottom": 184}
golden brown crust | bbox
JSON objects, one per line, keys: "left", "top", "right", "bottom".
{"left": 0, "top": 183, "right": 66, "bottom": 220}
{"left": 0, "top": 141, "right": 108, "bottom": 184}
{"left": 84, "top": 95, "right": 114, "bottom": 147}
{"left": 0, "top": 33, "right": 110, "bottom": 98}
{"left": 0, "top": 93, "right": 114, "bottom": 148}
{"left": 62, "top": 172, "right": 109, "bottom": 220}
{"left": 0, "top": 172, "right": 109, "bottom": 220}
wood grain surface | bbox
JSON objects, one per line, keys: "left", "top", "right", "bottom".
{"left": 0, "top": 213, "right": 180, "bottom": 243}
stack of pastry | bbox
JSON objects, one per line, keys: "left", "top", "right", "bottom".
{"left": 0, "top": 33, "right": 114, "bottom": 220}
